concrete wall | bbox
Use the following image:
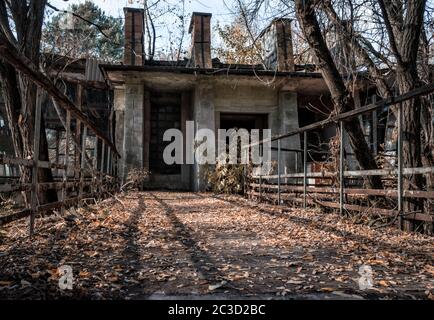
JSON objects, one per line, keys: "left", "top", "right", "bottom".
{"left": 121, "top": 83, "right": 144, "bottom": 181}
{"left": 115, "top": 80, "right": 301, "bottom": 192}
{"left": 214, "top": 84, "right": 278, "bottom": 112}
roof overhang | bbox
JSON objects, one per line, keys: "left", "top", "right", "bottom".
{"left": 99, "top": 64, "right": 330, "bottom": 94}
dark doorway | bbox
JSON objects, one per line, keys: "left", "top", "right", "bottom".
{"left": 150, "top": 92, "right": 182, "bottom": 175}
{"left": 220, "top": 113, "right": 268, "bottom": 131}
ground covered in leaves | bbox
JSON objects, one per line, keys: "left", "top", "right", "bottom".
{"left": 0, "top": 192, "right": 433, "bottom": 300}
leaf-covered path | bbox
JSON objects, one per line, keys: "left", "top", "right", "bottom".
{"left": 0, "top": 192, "right": 433, "bottom": 299}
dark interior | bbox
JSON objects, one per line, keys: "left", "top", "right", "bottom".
{"left": 220, "top": 113, "right": 268, "bottom": 131}
{"left": 150, "top": 92, "right": 182, "bottom": 175}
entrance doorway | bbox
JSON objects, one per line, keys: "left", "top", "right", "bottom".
{"left": 219, "top": 113, "right": 268, "bottom": 131}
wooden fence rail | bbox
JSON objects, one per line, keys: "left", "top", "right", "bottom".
{"left": 0, "top": 93, "right": 120, "bottom": 235}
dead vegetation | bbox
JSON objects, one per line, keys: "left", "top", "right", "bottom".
{"left": 121, "top": 169, "right": 151, "bottom": 192}
{"left": 205, "top": 164, "right": 249, "bottom": 195}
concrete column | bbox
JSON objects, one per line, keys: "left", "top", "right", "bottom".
{"left": 114, "top": 88, "right": 125, "bottom": 177}
{"left": 143, "top": 91, "right": 151, "bottom": 171}
{"left": 181, "top": 91, "right": 193, "bottom": 190}
{"left": 122, "top": 83, "right": 144, "bottom": 180}
{"left": 193, "top": 80, "right": 215, "bottom": 191}
{"left": 270, "top": 91, "right": 300, "bottom": 175}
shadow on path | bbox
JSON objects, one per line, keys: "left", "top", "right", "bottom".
{"left": 211, "top": 195, "right": 431, "bottom": 259}
{"left": 118, "top": 197, "right": 150, "bottom": 298}
{"left": 150, "top": 193, "right": 230, "bottom": 289}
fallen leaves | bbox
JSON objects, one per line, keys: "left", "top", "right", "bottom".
{"left": 424, "top": 265, "right": 434, "bottom": 276}
{"left": 0, "top": 191, "right": 432, "bottom": 299}
{"left": 227, "top": 271, "right": 249, "bottom": 281}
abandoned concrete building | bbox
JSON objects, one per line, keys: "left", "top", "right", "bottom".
{"left": 0, "top": 8, "right": 390, "bottom": 191}
{"left": 100, "top": 8, "right": 386, "bottom": 191}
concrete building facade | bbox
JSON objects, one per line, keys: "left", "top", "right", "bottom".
{"left": 101, "top": 9, "right": 332, "bottom": 191}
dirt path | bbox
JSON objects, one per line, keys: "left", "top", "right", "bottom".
{"left": 0, "top": 192, "right": 433, "bottom": 299}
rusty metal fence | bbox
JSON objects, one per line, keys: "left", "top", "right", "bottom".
{"left": 246, "top": 83, "right": 434, "bottom": 230}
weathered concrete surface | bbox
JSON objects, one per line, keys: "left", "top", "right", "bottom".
{"left": 114, "top": 88, "right": 125, "bottom": 177}
{"left": 122, "top": 83, "right": 144, "bottom": 181}
{"left": 115, "top": 80, "right": 301, "bottom": 191}
{"left": 270, "top": 91, "right": 301, "bottom": 175}
{"left": 193, "top": 81, "right": 216, "bottom": 191}
{"left": 214, "top": 84, "right": 278, "bottom": 113}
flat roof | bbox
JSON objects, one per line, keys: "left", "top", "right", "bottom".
{"left": 100, "top": 64, "right": 323, "bottom": 79}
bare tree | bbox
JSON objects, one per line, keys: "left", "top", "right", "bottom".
{"left": 239, "top": 0, "right": 431, "bottom": 231}
{"left": 0, "top": 0, "right": 57, "bottom": 203}
{"left": 294, "top": 0, "right": 384, "bottom": 189}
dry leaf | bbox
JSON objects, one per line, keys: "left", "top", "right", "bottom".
{"left": 0, "top": 281, "right": 13, "bottom": 287}
{"left": 378, "top": 280, "right": 389, "bottom": 287}
{"left": 79, "top": 271, "right": 91, "bottom": 278}
{"left": 208, "top": 281, "right": 227, "bottom": 291}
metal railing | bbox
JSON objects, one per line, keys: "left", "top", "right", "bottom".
{"left": 246, "top": 83, "right": 434, "bottom": 229}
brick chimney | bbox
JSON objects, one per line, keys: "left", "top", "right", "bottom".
{"left": 261, "top": 18, "right": 295, "bottom": 72}
{"left": 124, "top": 8, "right": 145, "bottom": 66}
{"left": 188, "top": 12, "right": 212, "bottom": 69}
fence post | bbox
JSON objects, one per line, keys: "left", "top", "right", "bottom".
{"left": 93, "top": 137, "right": 99, "bottom": 199}
{"left": 112, "top": 154, "right": 116, "bottom": 191}
{"left": 295, "top": 152, "right": 299, "bottom": 173}
{"left": 277, "top": 139, "right": 281, "bottom": 205}
{"left": 303, "top": 131, "right": 308, "bottom": 209}
{"left": 101, "top": 141, "right": 106, "bottom": 196}
{"left": 372, "top": 95, "right": 378, "bottom": 155}
{"left": 110, "top": 153, "right": 114, "bottom": 177}
{"left": 55, "top": 129, "right": 60, "bottom": 177}
{"left": 339, "top": 121, "right": 345, "bottom": 216}
{"left": 107, "top": 147, "right": 112, "bottom": 191}
{"left": 398, "top": 101, "right": 404, "bottom": 230}
{"left": 79, "top": 126, "right": 87, "bottom": 205}
{"left": 115, "top": 155, "right": 118, "bottom": 178}
{"left": 106, "top": 146, "right": 111, "bottom": 174}
{"left": 61, "top": 111, "right": 71, "bottom": 214}
{"left": 30, "top": 90, "right": 43, "bottom": 236}
{"left": 243, "top": 148, "right": 248, "bottom": 198}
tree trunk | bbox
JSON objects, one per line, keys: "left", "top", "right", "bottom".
{"left": 295, "top": 0, "right": 383, "bottom": 189}
{"left": 0, "top": 0, "right": 57, "bottom": 205}
{"left": 379, "top": 0, "right": 427, "bottom": 231}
